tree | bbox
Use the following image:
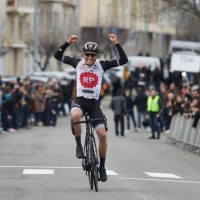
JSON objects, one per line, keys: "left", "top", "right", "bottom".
{"left": 27, "top": 29, "right": 63, "bottom": 71}
{"left": 37, "top": 29, "right": 63, "bottom": 71}
{"left": 80, "top": 26, "right": 129, "bottom": 60}
{"left": 160, "top": 0, "right": 200, "bottom": 85}
{"left": 160, "top": 0, "right": 200, "bottom": 41}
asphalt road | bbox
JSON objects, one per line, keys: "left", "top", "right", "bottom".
{"left": 0, "top": 100, "right": 200, "bottom": 200}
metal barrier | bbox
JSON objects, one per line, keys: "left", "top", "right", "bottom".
{"left": 167, "top": 114, "right": 200, "bottom": 155}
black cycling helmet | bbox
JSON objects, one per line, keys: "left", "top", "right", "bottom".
{"left": 83, "top": 42, "right": 100, "bottom": 53}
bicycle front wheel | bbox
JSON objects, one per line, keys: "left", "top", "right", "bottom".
{"left": 85, "top": 137, "right": 93, "bottom": 190}
{"left": 89, "top": 136, "right": 99, "bottom": 192}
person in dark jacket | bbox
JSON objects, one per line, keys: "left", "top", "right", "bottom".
{"left": 134, "top": 87, "right": 147, "bottom": 130}
{"left": 110, "top": 89, "right": 127, "bottom": 136}
{"left": 112, "top": 77, "right": 122, "bottom": 97}
{"left": 18, "top": 85, "right": 31, "bottom": 129}
{"left": 123, "top": 91, "right": 137, "bottom": 132}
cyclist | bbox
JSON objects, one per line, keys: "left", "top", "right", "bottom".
{"left": 54, "top": 34, "right": 128, "bottom": 182}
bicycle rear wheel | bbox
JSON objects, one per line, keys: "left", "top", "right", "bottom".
{"left": 89, "top": 136, "right": 99, "bottom": 192}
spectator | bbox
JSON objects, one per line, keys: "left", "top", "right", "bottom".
{"left": 169, "top": 82, "right": 178, "bottom": 94}
{"left": 110, "top": 89, "right": 127, "bottom": 136}
{"left": 135, "top": 87, "right": 147, "bottom": 130}
{"left": 33, "top": 85, "right": 45, "bottom": 126}
{"left": 161, "top": 63, "right": 170, "bottom": 85}
{"left": 146, "top": 88, "right": 162, "bottom": 139}
{"left": 123, "top": 91, "right": 137, "bottom": 132}
{"left": 173, "top": 94, "right": 184, "bottom": 115}
{"left": 99, "top": 81, "right": 109, "bottom": 105}
{"left": 123, "top": 66, "right": 130, "bottom": 89}
{"left": 18, "top": 86, "right": 31, "bottom": 129}
{"left": 44, "top": 86, "right": 59, "bottom": 126}
{"left": 163, "top": 100, "right": 173, "bottom": 134}
{"left": 112, "top": 78, "right": 122, "bottom": 97}
{"left": 152, "top": 66, "right": 161, "bottom": 92}
{"left": 160, "top": 83, "right": 168, "bottom": 105}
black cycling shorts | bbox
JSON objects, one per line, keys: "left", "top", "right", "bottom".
{"left": 71, "top": 97, "right": 106, "bottom": 128}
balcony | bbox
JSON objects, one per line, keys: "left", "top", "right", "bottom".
{"left": 6, "top": 0, "right": 34, "bottom": 15}
{"left": 40, "top": 0, "right": 75, "bottom": 7}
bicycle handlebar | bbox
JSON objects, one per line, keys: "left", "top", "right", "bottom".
{"left": 72, "top": 117, "right": 105, "bottom": 125}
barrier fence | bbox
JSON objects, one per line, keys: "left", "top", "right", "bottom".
{"left": 167, "top": 114, "right": 200, "bottom": 155}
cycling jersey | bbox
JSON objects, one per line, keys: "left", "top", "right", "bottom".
{"left": 54, "top": 42, "right": 128, "bottom": 100}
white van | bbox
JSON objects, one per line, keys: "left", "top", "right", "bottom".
{"left": 168, "top": 40, "right": 200, "bottom": 54}
{"left": 127, "top": 56, "right": 160, "bottom": 71}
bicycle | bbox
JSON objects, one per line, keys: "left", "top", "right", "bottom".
{"left": 71, "top": 113, "right": 107, "bottom": 192}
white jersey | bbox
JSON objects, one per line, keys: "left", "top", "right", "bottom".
{"left": 76, "top": 59, "right": 104, "bottom": 100}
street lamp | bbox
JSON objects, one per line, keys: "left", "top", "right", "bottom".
{"left": 96, "top": 0, "right": 100, "bottom": 41}
{"left": 32, "top": 0, "right": 38, "bottom": 72}
{"left": 143, "top": 0, "right": 148, "bottom": 53}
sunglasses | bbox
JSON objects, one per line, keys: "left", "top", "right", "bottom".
{"left": 84, "top": 53, "right": 97, "bottom": 57}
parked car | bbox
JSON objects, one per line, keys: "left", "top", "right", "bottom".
{"left": 64, "top": 67, "right": 76, "bottom": 79}
{"left": 31, "top": 71, "right": 74, "bottom": 80}
{"left": 1, "top": 76, "right": 17, "bottom": 83}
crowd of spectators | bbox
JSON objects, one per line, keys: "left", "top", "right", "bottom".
{"left": 110, "top": 62, "right": 200, "bottom": 136}
{"left": 1, "top": 62, "right": 200, "bottom": 137}
{"left": 0, "top": 76, "right": 76, "bottom": 134}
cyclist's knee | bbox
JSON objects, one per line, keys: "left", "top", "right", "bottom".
{"left": 97, "top": 128, "right": 107, "bottom": 140}
{"left": 71, "top": 109, "right": 82, "bottom": 122}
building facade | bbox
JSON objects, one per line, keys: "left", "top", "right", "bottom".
{"left": 2, "top": 0, "right": 177, "bottom": 76}
{"left": 131, "top": 0, "right": 176, "bottom": 57}
{"left": 79, "top": 0, "right": 176, "bottom": 58}
{"left": 38, "top": 0, "right": 77, "bottom": 71}
{"left": 4, "top": 0, "right": 34, "bottom": 76}
{"left": 2, "top": 0, "right": 77, "bottom": 76}
{"left": 0, "top": 0, "right": 7, "bottom": 75}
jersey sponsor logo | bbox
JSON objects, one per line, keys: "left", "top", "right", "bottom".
{"left": 79, "top": 72, "right": 98, "bottom": 88}
{"left": 82, "top": 89, "right": 94, "bottom": 94}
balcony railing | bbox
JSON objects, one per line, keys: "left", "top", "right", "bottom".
{"left": 7, "top": 0, "right": 33, "bottom": 7}
{"left": 7, "top": 0, "right": 34, "bottom": 14}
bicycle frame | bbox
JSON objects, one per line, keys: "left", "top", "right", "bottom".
{"left": 71, "top": 113, "right": 107, "bottom": 191}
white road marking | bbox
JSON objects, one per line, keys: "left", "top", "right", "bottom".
{"left": 120, "top": 178, "right": 200, "bottom": 184}
{"left": 0, "top": 166, "right": 81, "bottom": 169}
{"left": 106, "top": 170, "right": 118, "bottom": 175}
{"left": 144, "top": 172, "right": 182, "bottom": 179}
{"left": 23, "top": 169, "right": 54, "bottom": 175}
{"left": 0, "top": 165, "right": 118, "bottom": 176}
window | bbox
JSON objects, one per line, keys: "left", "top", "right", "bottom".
{"left": 19, "top": 21, "right": 22, "bottom": 41}
{"left": 40, "top": 12, "right": 44, "bottom": 28}
{"left": 10, "top": 19, "right": 14, "bottom": 40}
{"left": 46, "top": 11, "right": 52, "bottom": 30}
{"left": 53, "top": 12, "right": 60, "bottom": 30}
{"left": 7, "top": 0, "right": 15, "bottom": 6}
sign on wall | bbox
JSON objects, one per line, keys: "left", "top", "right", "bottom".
{"left": 171, "top": 53, "right": 200, "bottom": 73}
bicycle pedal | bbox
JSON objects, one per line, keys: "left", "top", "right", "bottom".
{"left": 94, "top": 160, "right": 99, "bottom": 165}
{"left": 93, "top": 157, "right": 99, "bottom": 165}
{"left": 82, "top": 164, "right": 86, "bottom": 171}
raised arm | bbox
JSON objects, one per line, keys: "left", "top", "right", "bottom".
{"left": 109, "top": 34, "right": 128, "bottom": 65}
{"left": 101, "top": 34, "right": 128, "bottom": 71}
{"left": 53, "top": 35, "right": 81, "bottom": 67}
